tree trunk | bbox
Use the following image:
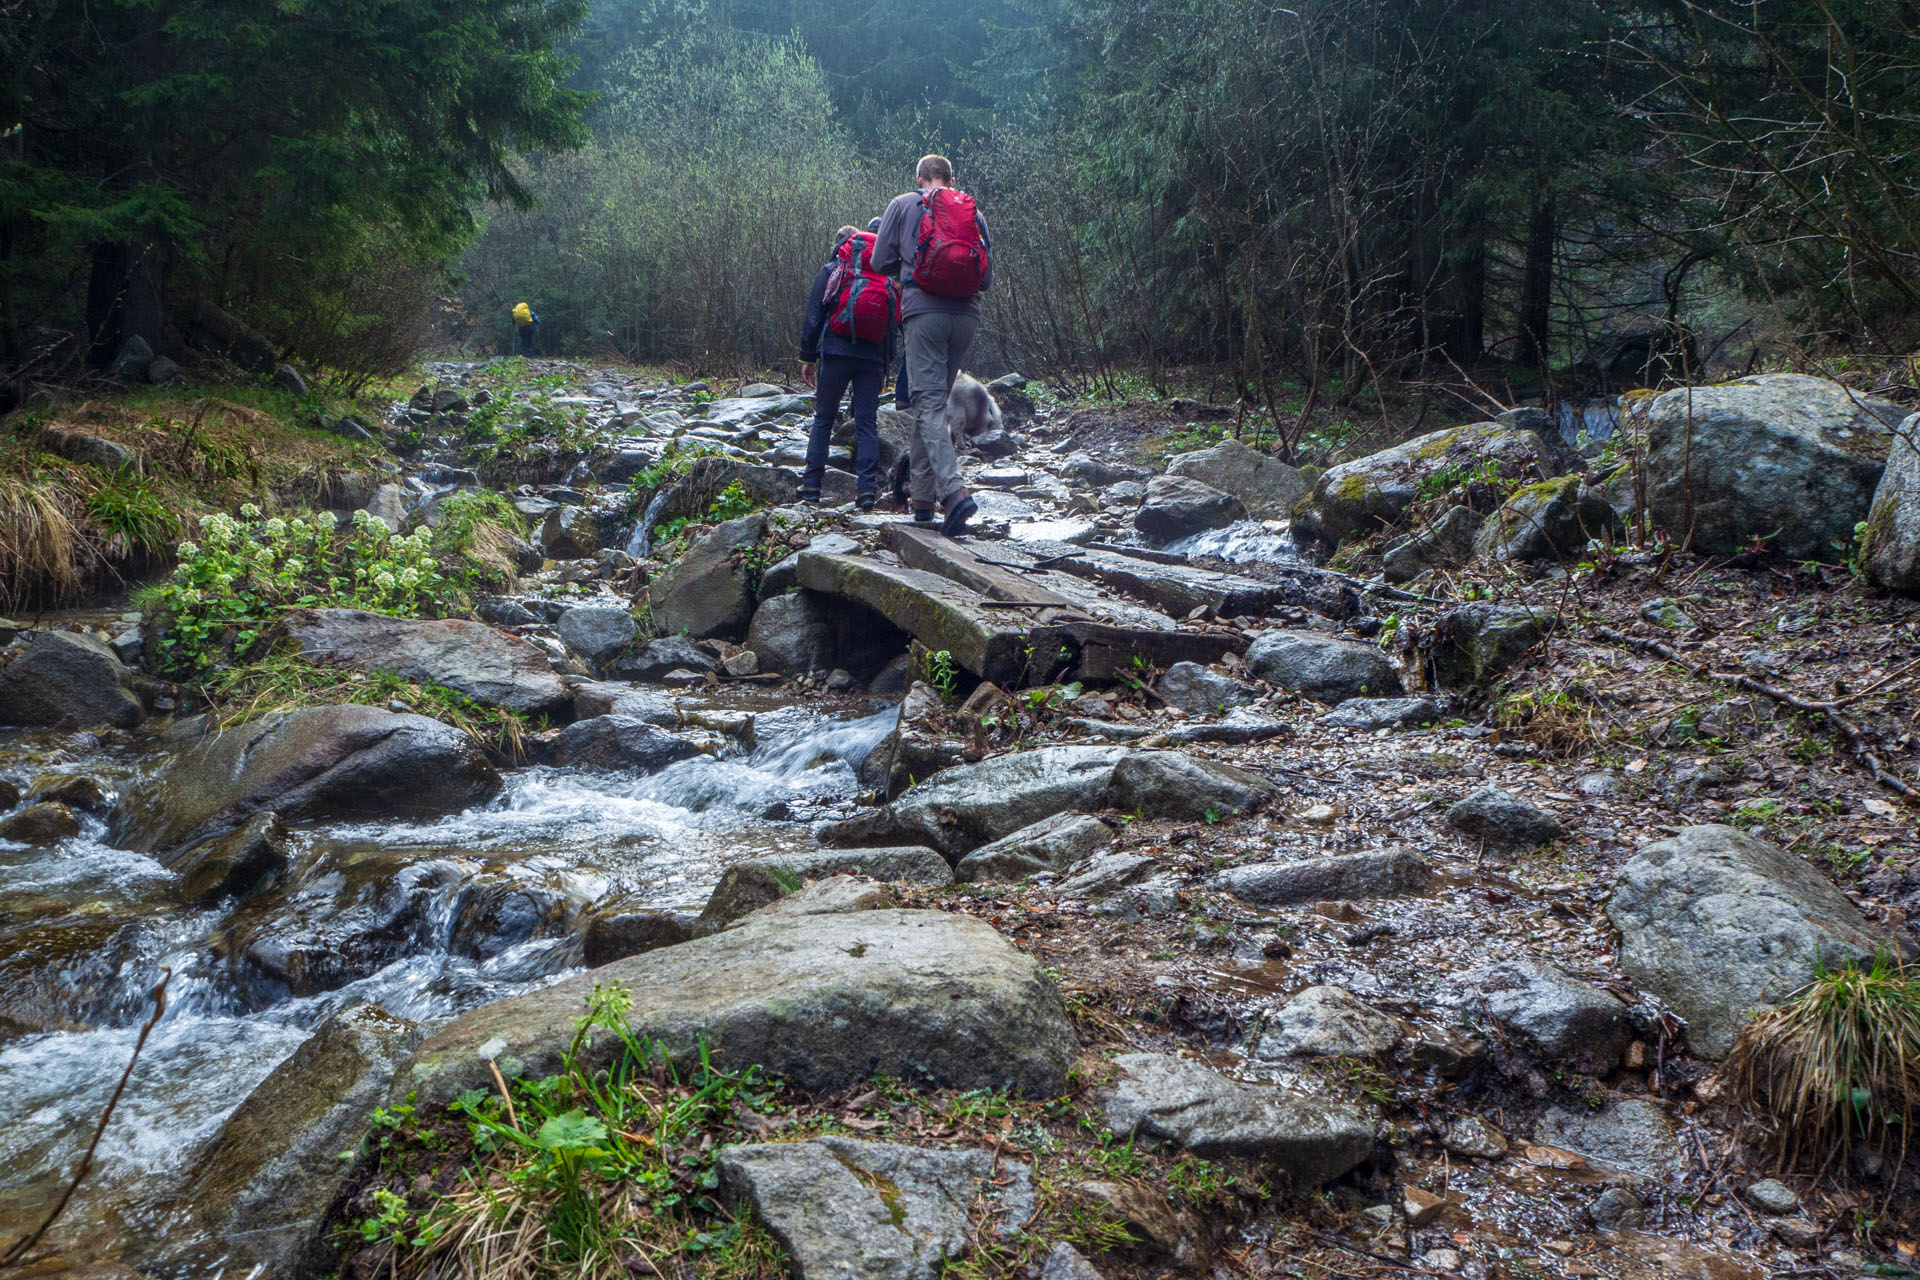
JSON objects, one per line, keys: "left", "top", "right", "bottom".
{"left": 1519, "top": 192, "right": 1555, "bottom": 370}
{"left": 86, "top": 240, "right": 168, "bottom": 366}
{"left": 1448, "top": 229, "right": 1486, "bottom": 363}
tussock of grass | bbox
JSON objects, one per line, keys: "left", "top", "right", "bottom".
{"left": 1494, "top": 687, "right": 1600, "bottom": 756}
{"left": 1724, "top": 952, "right": 1920, "bottom": 1176}
{"left": 0, "top": 467, "right": 89, "bottom": 609}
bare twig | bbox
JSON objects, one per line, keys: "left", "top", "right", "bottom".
{"left": 2, "top": 968, "right": 172, "bottom": 1268}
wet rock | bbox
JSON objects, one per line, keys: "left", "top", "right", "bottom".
{"left": 1166, "top": 438, "right": 1308, "bottom": 519}
{"left": 1382, "top": 505, "right": 1483, "bottom": 583}
{"left": 1863, "top": 412, "right": 1920, "bottom": 595}
{"left": 0, "top": 801, "right": 80, "bottom": 844}
{"left": 1430, "top": 603, "right": 1548, "bottom": 686}
{"left": 1106, "top": 1052, "right": 1372, "bottom": 1184}
{"left": 1587, "top": 1186, "right": 1645, "bottom": 1230}
{"left": 1157, "top": 661, "right": 1260, "bottom": 714}
{"left": 1108, "top": 751, "right": 1277, "bottom": 820}
{"left": 398, "top": 903, "right": 1077, "bottom": 1105}
{"left": 569, "top": 681, "right": 678, "bottom": 724}
{"left": 650, "top": 514, "right": 768, "bottom": 640}
{"left": 26, "top": 773, "right": 111, "bottom": 813}
{"left": 613, "top": 634, "right": 717, "bottom": 681}
{"left": 746, "top": 591, "right": 837, "bottom": 675}
{"left": 1745, "top": 1179, "right": 1799, "bottom": 1215}
{"left": 450, "top": 877, "right": 589, "bottom": 961}
{"left": 1216, "top": 849, "right": 1432, "bottom": 905}
{"left": 955, "top": 814, "right": 1114, "bottom": 883}
{"left": 1293, "top": 420, "right": 1566, "bottom": 548}
{"left": 822, "top": 745, "right": 1129, "bottom": 860}
{"left": 1535, "top": 1098, "right": 1685, "bottom": 1179}
{"left": 1473, "top": 476, "right": 1621, "bottom": 562}
{"left": 169, "top": 811, "right": 289, "bottom": 904}
{"left": 696, "top": 849, "right": 950, "bottom": 930}
{"left": 757, "top": 533, "right": 857, "bottom": 597}
{"left": 548, "top": 715, "right": 707, "bottom": 772}
{"left": 1320, "top": 696, "right": 1439, "bottom": 731}
{"left": 1448, "top": 959, "right": 1632, "bottom": 1072}
{"left": 0, "top": 778, "right": 18, "bottom": 810}
{"left": 1607, "top": 824, "right": 1904, "bottom": 1058}
{"left": 537, "top": 504, "right": 611, "bottom": 559}
{"left": 1133, "top": 475, "right": 1246, "bottom": 544}
{"left": 282, "top": 608, "right": 569, "bottom": 714}
{"left": 580, "top": 901, "right": 696, "bottom": 967}
{"left": 860, "top": 681, "right": 968, "bottom": 797}
{"left": 1054, "top": 851, "right": 1158, "bottom": 899}
{"left": 1157, "top": 708, "right": 1292, "bottom": 746}
{"left": 362, "top": 483, "right": 408, "bottom": 533}
{"left": 1246, "top": 629, "right": 1400, "bottom": 704}
{"left": 719, "top": 1137, "right": 1033, "bottom": 1280}
{"left": 0, "top": 630, "right": 143, "bottom": 730}
{"left": 1041, "top": 1243, "right": 1103, "bottom": 1280}
{"left": 1061, "top": 452, "right": 1149, "bottom": 488}
{"left": 1101, "top": 479, "right": 1145, "bottom": 506}
{"left": 172, "top": 1005, "right": 424, "bottom": 1278}
{"left": 1445, "top": 786, "right": 1566, "bottom": 846}
{"left": 1252, "top": 985, "right": 1407, "bottom": 1060}
{"left": 1441, "top": 1115, "right": 1509, "bottom": 1160}
{"left": 1633, "top": 374, "right": 1905, "bottom": 559}
{"left": 1403, "top": 1186, "right": 1448, "bottom": 1226}
{"left": 113, "top": 705, "right": 501, "bottom": 853}
{"left": 556, "top": 605, "right": 637, "bottom": 667}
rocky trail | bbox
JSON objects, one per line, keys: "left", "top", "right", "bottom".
{"left": 1, "top": 360, "right": 1917, "bottom": 1280}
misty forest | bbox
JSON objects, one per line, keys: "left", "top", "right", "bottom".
{"left": 2, "top": 3, "right": 1920, "bottom": 1280}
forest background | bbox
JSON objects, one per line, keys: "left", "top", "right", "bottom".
{"left": 6, "top": 0, "right": 1920, "bottom": 456}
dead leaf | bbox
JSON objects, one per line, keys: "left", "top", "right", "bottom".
{"left": 1524, "top": 1144, "right": 1588, "bottom": 1170}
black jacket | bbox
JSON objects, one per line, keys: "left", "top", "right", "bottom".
{"left": 800, "top": 261, "right": 894, "bottom": 367}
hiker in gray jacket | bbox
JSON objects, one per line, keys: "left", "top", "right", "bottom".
{"left": 870, "top": 153, "right": 992, "bottom": 536}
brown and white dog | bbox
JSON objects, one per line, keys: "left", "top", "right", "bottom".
{"left": 890, "top": 372, "right": 1002, "bottom": 506}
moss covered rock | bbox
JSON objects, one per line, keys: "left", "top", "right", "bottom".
{"left": 1862, "top": 412, "right": 1920, "bottom": 595}
{"left": 1473, "top": 476, "right": 1622, "bottom": 562}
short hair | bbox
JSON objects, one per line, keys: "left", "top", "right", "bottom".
{"left": 833, "top": 224, "right": 861, "bottom": 249}
{"left": 916, "top": 154, "right": 953, "bottom": 184}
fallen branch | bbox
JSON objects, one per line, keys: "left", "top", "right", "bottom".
{"left": 2, "top": 968, "right": 172, "bottom": 1268}
{"left": 1592, "top": 626, "right": 1918, "bottom": 805}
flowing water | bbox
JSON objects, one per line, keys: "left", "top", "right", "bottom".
{"left": 0, "top": 698, "right": 898, "bottom": 1265}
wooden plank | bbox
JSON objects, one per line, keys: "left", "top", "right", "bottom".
{"left": 795, "top": 552, "right": 1031, "bottom": 685}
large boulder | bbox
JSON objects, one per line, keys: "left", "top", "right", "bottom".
{"left": 1533, "top": 1098, "right": 1685, "bottom": 1180}
{"left": 0, "top": 630, "right": 143, "bottom": 730}
{"left": 547, "top": 715, "right": 708, "bottom": 772}
{"left": 1133, "top": 475, "right": 1245, "bottom": 544}
{"left": 1607, "top": 824, "right": 1905, "bottom": 1058}
{"left": 1246, "top": 629, "right": 1400, "bottom": 703}
{"left": 537, "top": 504, "right": 612, "bottom": 559}
{"left": 1166, "top": 438, "right": 1308, "bottom": 519}
{"left": 1106, "top": 1053, "right": 1372, "bottom": 1184}
{"left": 111, "top": 705, "right": 501, "bottom": 853}
{"left": 1631, "top": 374, "right": 1906, "bottom": 559}
{"left": 955, "top": 814, "right": 1114, "bottom": 883}
{"left": 1157, "top": 661, "right": 1260, "bottom": 714}
{"left": 1445, "top": 787, "right": 1566, "bottom": 846}
{"left": 1862, "top": 413, "right": 1920, "bottom": 594}
{"left": 1473, "top": 476, "right": 1621, "bottom": 562}
{"left": 395, "top": 899, "right": 1077, "bottom": 1106}
{"left": 612, "top": 634, "right": 717, "bottom": 681}
{"left": 1381, "top": 505, "right": 1483, "bottom": 583}
{"left": 167, "top": 1005, "right": 424, "bottom": 1278}
{"left": 823, "top": 745, "right": 1129, "bottom": 860}
{"left": 746, "top": 591, "right": 837, "bottom": 675}
{"left": 720, "top": 1137, "right": 1033, "bottom": 1280}
{"left": 556, "top": 605, "right": 638, "bottom": 667}
{"left": 1447, "top": 959, "right": 1632, "bottom": 1074}
{"left": 696, "top": 849, "right": 951, "bottom": 929}
{"left": 1293, "top": 420, "right": 1566, "bottom": 547}
{"left": 282, "top": 609, "right": 569, "bottom": 714}
{"left": 1107, "top": 752, "right": 1278, "bottom": 820}
{"left": 649, "top": 514, "right": 767, "bottom": 640}
{"left": 1430, "top": 603, "right": 1548, "bottom": 686}
{"left": 1252, "top": 986, "right": 1409, "bottom": 1061}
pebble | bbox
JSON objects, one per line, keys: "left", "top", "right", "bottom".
{"left": 1769, "top": 1217, "right": 1820, "bottom": 1247}
{"left": 1302, "top": 803, "right": 1338, "bottom": 825}
{"left": 1441, "top": 1115, "right": 1508, "bottom": 1159}
{"left": 1402, "top": 1186, "right": 1446, "bottom": 1226}
{"left": 1419, "top": 1248, "right": 1463, "bottom": 1273}
{"left": 1588, "top": 1186, "right": 1644, "bottom": 1230}
{"left": 1744, "top": 1178, "right": 1799, "bottom": 1215}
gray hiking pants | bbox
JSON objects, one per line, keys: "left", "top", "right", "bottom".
{"left": 904, "top": 311, "right": 978, "bottom": 507}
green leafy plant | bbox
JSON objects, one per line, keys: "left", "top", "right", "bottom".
{"left": 927, "top": 649, "right": 958, "bottom": 701}
{"left": 84, "top": 468, "right": 179, "bottom": 556}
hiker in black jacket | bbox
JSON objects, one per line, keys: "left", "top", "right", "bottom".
{"left": 799, "top": 225, "right": 894, "bottom": 509}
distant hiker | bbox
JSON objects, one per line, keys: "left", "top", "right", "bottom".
{"left": 512, "top": 301, "right": 540, "bottom": 357}
{"left": 870, "top": 153, "right": 992, "bottom": 536}
{"left": 799, "top": 225, "right": 898, "bottom": 509}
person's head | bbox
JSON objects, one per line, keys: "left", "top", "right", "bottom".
{"left": 832, "top": 224, "right": 861, "bottom": 251}
{"left": 866, "top": 217, "right": 882, "bottom": 233}
{"left": 915, "top": 154, "right": 953, "bottom": 188}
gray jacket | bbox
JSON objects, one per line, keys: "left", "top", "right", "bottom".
{"left": 870, "top": 187, "right": 993, "bottom": 321}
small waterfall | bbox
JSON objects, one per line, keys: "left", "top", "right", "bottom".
{"left": 625, "top": 487, "right": 674, "bottom": 558}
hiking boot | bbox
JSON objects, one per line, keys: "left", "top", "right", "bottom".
{"left": 913, "top": 504, "right": 935, "bottom": 524}
{"left": 856, "top": 492, "right": 877, "bottom": 512}
{"left": 941, "top": 494, "right": 978, "bottom": 538}
{"left": 796, "top": 488, "right": 821, "bottom": 505}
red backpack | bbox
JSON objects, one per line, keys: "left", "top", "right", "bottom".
{"left": 912, "top": 188, "right": 989, "bottom": 297}
{"left": 824, "top": 231, "right": 898, "bottom": 343}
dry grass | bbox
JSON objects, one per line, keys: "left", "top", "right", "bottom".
{"left": 1723, "top": 952, "right": 1920, "bottom": 1177}
{"left": 1492, "top": 686, "right": 1600, "bottom": 756}
{"left": 0, "top": 467, "right": 90, "bottom": 609}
